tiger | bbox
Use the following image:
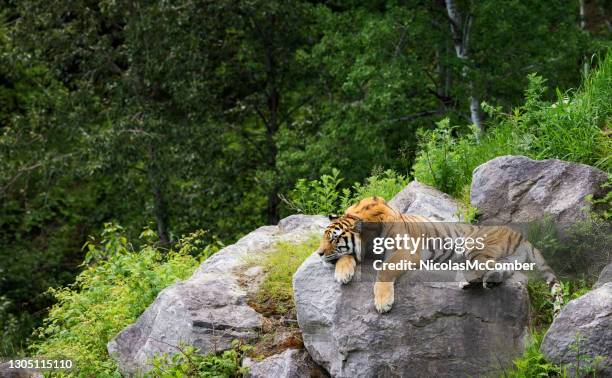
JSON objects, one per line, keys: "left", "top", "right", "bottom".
{"left": 316, "top": 196, "right": 563, "bottom": 313}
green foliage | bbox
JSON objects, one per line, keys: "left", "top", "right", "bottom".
{"left": 282, "top": 169, "right": 351, "bottom": 215}
{"left": 414, "top": 53, "right": 612, "bottom": 198}
{"left": 250, "top": 237, "right": 319, "bottom": 316}
{"left": 350, "top": 168, "right": 409, "bottom": 203}
{"left": 283, "top": 169, "right": 407, "bottom": 215}
{"left": 30, "top": 224, "right": 208, "bottom": 377}
{"left": 503, "top": 330, "right": 565, "bottom": 378}
{"left": 527, "top": 280, "right": 591, "bottom": 329}
{"left": 525, "top": 215, "right": 611, "bottom": 284}
{"left": 412, "top": 118, "right": 517, "bottom": 197}
{"left": 508, "top": 277, "right": 602, "bottom": 378}
{"left": 148, "top": 343, "right": 248, "bottom": 378}
{"left": 504, "top": 329, "right": 606, "bottom": 378}
{"left": 589, "top": 177, "right": 612, "bottom": 220}
{"left": 0, "top": 296, "right": 25, "bottom": 357}
{"left": 567, "top": 333, "right": 606, "bottom": 376}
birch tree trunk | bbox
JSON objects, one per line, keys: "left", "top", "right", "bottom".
{"left": 579, "top": 0, "right": 589, "bottom": 77}
{"left": 445, "top": 0, "right": 484, "bottom": 135}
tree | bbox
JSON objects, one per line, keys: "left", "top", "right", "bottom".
{"left": 217, "top": 0, "right": 318, "bottom": 224}
{"left": 443, "top": 0, "right": 484, "bottom": 134}
{"left": 12, "top": 0, "right": 240, "bottom": 244}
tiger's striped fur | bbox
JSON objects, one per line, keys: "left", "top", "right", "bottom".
{"left": 316, "top": 196, "right": 563, "bottom": 313}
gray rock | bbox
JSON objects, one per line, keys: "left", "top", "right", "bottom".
{"left": 388, "top": 181, "right": 465, "bottom": 221}
{"left": 0, "top": 363, "right": 43, "bottom": 378}
{"left": 108, "top": 215, "right": 328, "bottom": 376}
{"left": 242, "top": 349, "right": 327, "bottom": 378}
{"left": 594, "top": 263, "right": 612, "bottom": 289}
{"left": 294, "top": 254, "right": 530, "bottom": 378}
{"left": 471, "top": 156, "right": 608, "bottom": 228}
{"left": 541, "top": 283, "right": 612, "bottom": 376}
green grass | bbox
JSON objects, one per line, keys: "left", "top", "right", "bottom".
{"left": 413, "top": 52, "right": 612, "bottom": 198}
{"left": 249, "top": 236, "right": 319, "bottom": 317}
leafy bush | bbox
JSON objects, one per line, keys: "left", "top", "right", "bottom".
{"left": 414, "top": 53, "right": 612, "bottom": 198}
{"left": 30, "top": 223, "right": 212, "bottom": 377}
{"left": 350, "top": 168, "right": 408, "bottom": 203}
{"left": 281, "top": 168, "right": 351, "bottom": 215}
{"left": 248, "top": 237, "right": 319, "bottom": 317}
{"left": 503, "top": 330, "right": 565, "bottom": 378}
{"left": 148, "top": 343, "right": 248, "bottom": 378}
{"left": 283, "top": 168, "right": 407, "bottom": 215}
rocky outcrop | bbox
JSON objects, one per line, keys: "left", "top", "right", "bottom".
{"left": 594, "top": 263, "right": 612, "bottom": 289}
{"left": 294, "top": 256, "right": 530, "bottom": 378}
{"left": 471, "top": 156, "right": 608, "bottom": 228}
{"left": 242, "top": 349, "right": 327, "bottom": 378}
{"left": 107, "top": 215, "right": 328, "bottom": 376}
{"left": 107, "top": 156, "right": 610, "bottom": 377}
{"left": 541, "top": 283, "right": 612, "bottom": 376}
{"left": 388, "top": 181, "right": 465, "bottom": 221}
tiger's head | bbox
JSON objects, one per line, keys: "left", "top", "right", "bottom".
{"left": 316, "top": 214, "right": 363, "bottom": 264}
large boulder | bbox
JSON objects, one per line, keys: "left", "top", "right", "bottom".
{"left": 471, "top": 156, "right": 608, "bottom": 228}
{"left": 107, "top": 215, "right": 328, "bottom": 376}
{"left": 541, "top": 283, "right": 612, "bottom": 376}
{"left": 294, "top": 256, "right": 530, "bottom": 377}
{"left": 388, "top": 181, "right": 465, "bottom": 221}
{"left": 242, "top": 349, "right": 327, "bottom": 378}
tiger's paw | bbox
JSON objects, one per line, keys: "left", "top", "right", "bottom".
{"left": 334, "top": 255, "right": 356, "bottom": 284}
{"left": 374, "top": 281, "right": 394, "bottom": 313}
{"left": 482, "top": 270, "right": 504, "bottom": 289}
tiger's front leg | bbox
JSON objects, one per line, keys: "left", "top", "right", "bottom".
{"left": 373, "top": 250, "right": 415, "bottom": 313}
{"left": 334, "top": 255, "right": 356, "bottom": 284}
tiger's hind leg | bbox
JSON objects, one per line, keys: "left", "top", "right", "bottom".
{"left": 461, "top": 255, "right": 488, "bottom": 289}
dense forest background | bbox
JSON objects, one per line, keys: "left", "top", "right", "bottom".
{"left": 1, "top": 0, "right": 610, "bottom": 357}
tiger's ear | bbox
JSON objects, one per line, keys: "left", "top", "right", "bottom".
{"left": 328, "top": 214, "right": 339, "bottom": 221}
{"left": 352, "top": 220, "right": 363, "bottom": 234}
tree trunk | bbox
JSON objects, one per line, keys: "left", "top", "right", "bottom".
{"left": 444, "top": 0, "right": 484, "bottom": 135}
{"left": 147, "top": 144, "right": 171, "bottom": 245}
{"left": 265, "top": 118, "right": 280, "bottom": 224}
{"left": 264, "top": 23, "right": 280, "bottom": 225}
{"left": 435, "top": 40, "right": 453, "bottom": 114}
{"left": 579, "top": 0, "right": 589, "bottom": 77}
